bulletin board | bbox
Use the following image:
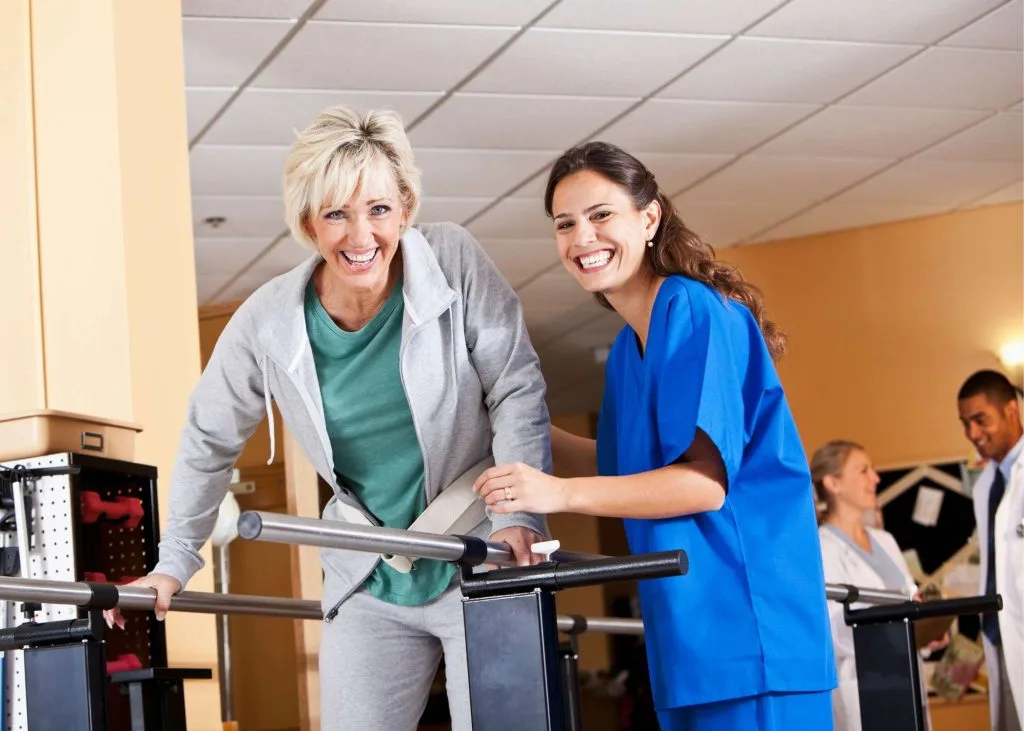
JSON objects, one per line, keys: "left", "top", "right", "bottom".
{"left": 875, "top": 459, "right": 980, "bottom": 590}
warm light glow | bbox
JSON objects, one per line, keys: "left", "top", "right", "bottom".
{"left": 1000, "top": 338, "right": 1024, "bottom": 368}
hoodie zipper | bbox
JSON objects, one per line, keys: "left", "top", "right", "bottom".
{"left": 399, "top": 294, "right": 456, "bottom": 516}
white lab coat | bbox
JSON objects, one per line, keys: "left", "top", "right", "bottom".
{"left": 819, "top": 526, "right": 930, "bottom": 731}
{"left": 972, "top": 457, "right": 1024, "bottom": 728}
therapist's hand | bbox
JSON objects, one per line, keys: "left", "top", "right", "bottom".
{"left": 474, "top": 462, "right": 568, "bottom": 515}
{"left": 489, "top": 526, "right": 546, "bottom": 567}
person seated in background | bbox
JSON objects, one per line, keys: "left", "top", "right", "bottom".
{"left": 812, "top": 439, "right": 938, "bottom": 731}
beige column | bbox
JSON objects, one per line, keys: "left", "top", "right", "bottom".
{"left": 285, "top": 430, "right": 324, "bottom": 731}
{"left": 0, "top": 2, "right": 220, "bottom": 728}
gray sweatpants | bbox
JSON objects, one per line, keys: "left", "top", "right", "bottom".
{"left": 319, "top": 582, "right": 471, "bottom": 731}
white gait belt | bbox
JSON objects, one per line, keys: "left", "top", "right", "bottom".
{"left": 332, "top": 456, "right": 495, "bottom": 573}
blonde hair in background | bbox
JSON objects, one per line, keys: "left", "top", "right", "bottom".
{"left": 810, "top": 439, "right": 865, "bottom": 524}
{"left": 283, "top": 106, "right": 422, "bottom": 250}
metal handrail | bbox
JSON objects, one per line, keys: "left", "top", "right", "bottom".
{"left": 0, "top": 577, "right": 643, "bottom": 635}
{"left": 238, "top": 510, "right": 910, "bottom": 606}
{"left": 236, "top": 511, "right": 601, "bottom": 566}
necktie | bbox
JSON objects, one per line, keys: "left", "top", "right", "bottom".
{"left": 981, "top": 467, "right": 1006, "bottom": 646}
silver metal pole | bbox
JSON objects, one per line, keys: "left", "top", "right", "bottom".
{"left": 236, "top": 511, "right": 600, "bottom": 566}
{"left": 826, "top": 584, "right": 908, "bottom": 606}
{"left": 238, "top": 511, "right": 910, "bottom": 606}
{"left": 213, "top": 544, "right": 234, "bottom": 723}
{"left": 557, "top": 617, "right": 645, "bottom": 636}
{"left": 0, "top": 577, "right": 645, "bottom": 633}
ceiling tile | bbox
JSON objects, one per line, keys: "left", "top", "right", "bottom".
{"left": 189, "top": 145, "right": 289, "bottom": 196}
{"left": 186, "top": 88, "right": 235, "bottom": 140}
{"left": 416, "top": 197, "right": 493, "bottom": 225}
{"left": 182, "top": 18, "right": 294, "bottom": 87}
{"left": 202, "top": 89, "right": 442, "bottom": 145}
{"left": 942, "top": 0, "right": 1023, "bottom": 50}
{"left": 412, "top": 149, "right": 556, "bottom": 197}
{"left": 530, "top": 306, "right": 622, "bottom": 351}
{"left": 919, "top": 112, "right": 1024, "bottom": 162}
{"left": 194, "top": 237, "right": 271, "bottom": 276}
{"left": 253, "top": 21, "right": 516, "bottom": 91}
{"left": 638, "top": 153, "right": 740, "bottom": 195}
{"left": 759, "top": 106, "right": 988, "bottom": 158}
{"left": 182, "top": 0, "right": 312, "bottom": 18}
{"left": 191, "top": 195, "right": 287, "bottom": 239}
{"left": 476, "top": 239, "right": 561, "bottom": 288}
{"left": 747, "top": 0, "right": 1005, "bottom": 44}
{"left": 659, "top": 38, "right": 919, "bottom": 103}
{"left": 467, "top": 198, "right": 551, "bottom": 239}
{"left": 836, "top": 159, "right": 1024, "bottom": 206}
{"left": 681, "top": 155, "right": 893, "bottom": 205}
{"left": 316, "top": 0, "right": 552, "bottom": 25}
{"left": 599, "top": 99, "right": 820, "bottom": 154}
{"left": 537, "top": 0, "right": 787, "bottom": 34}
{"left": 410, "top": 93, "right": 636, "bottom": 150}
{"left": 516, "top": 268, "right": 594, "bottom": 321}
{"left": 671, "top": 200, "right": 808, "bottom": 246}
{"left": 842, "top": 47, "right": 1023, "bottom": 110}
{"left": 249, "top": 237, "right": 314, "bottom": 277}
{"left": 210, "top": 269, "right": 275, "bottom": 305}
{"left": 197, "top": 273, "right": 233, "bottom": 304}
{"left": 464, "top": 28, "right": 728, "bottom": 97}
{"left": 756, "top": 201, "right": 948, "bottom": 241}
{"left": 517, "top": 170, "right": 554, "bottom": 198}
{"left": 965, "top": 179, "right": 1024, "bottom": 205}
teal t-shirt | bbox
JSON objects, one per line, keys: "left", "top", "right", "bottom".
{"left": 304, "top": 279, "right": 455, "bottom": 605}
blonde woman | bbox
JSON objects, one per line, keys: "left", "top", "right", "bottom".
{"left": 107, "top": 106, "right": 551, "bottom": 730}
{"left": 813, "top": 440, "right": 934, "bottom": 731}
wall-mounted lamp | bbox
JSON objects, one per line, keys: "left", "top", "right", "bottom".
{"left": 998, "top": 337, "right": 1024, "bottom": 387}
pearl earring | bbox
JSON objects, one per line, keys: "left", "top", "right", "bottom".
{"left": 646, "top": 239, "right": 654, "bottom": 248}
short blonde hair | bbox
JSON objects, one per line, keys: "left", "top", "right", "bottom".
{"left": 283, "top": 106, "right": 421, "bottom": 250}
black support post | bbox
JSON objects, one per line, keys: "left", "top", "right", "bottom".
{"left": 459, "top": 549, "right": 688, "bottom": 731}
{"left": 846, "top": 594, "right": 1002, "bottom": 731}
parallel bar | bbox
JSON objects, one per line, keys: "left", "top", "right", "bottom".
{"left": 240, "top": 511, "right": 909, "bottom": 606}
{"left": 237, "top": 510, "right": 601, "bottom": 566}
{"left": 0, "top": 577, "right": 642, "bottom": 633}
{"left": 846, "top": 594, "right": 1001, "bottom": 625}
{"left": 555, "top": 616, "right": 644, "bottom": 636}
{"left": 826, "top": 583, "right": 912, "bottom": 606}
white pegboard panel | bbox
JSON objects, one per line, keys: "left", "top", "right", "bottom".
{"left": 1, "top": 453, "right": 78, "bottom": 731}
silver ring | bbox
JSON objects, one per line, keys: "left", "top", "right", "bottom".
{"left": 504, "top": 487, "right": 513, "bottom": 501}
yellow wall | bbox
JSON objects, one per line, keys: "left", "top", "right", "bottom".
{"left": 0, "top": 1, "right": 47, "bottom": 412}
{"left": 1, "top": 2, "right": 220, "bottom": 728}
{"left": 722, "top": 202, "right": 1024, "bottom": 468}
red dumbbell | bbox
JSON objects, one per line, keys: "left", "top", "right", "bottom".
{"left": 106, "top": 654, "right": 143, "bottom": 675}
{"left": 83, "top": 572, "right": 108, "bottom": 583}
{"left": 80, "top": 492, "right": 144, "bottom": 528}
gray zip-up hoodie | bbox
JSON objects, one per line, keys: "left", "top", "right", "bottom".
{"left": 154, "top": 222, "right": 552, "bottom": 615}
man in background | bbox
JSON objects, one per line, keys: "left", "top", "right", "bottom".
{"left": 957, "top": 370, "right": 1023, "bottom": 731}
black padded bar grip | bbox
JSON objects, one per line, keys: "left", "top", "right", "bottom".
{"left": 457, "top": 536, "right": 490, "bottom": 567}
{"left": 85, "top": 582, "right": 120, "bottom": 610}
{"left": 846, "top": 594, "right": 1002, "bottom": 626}
{"left": 462, "top": 550, "right": 687, "bottom": 598}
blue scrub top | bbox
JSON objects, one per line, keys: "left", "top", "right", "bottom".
{"left": 597, "top": 275, "right": 837, "bottom": 710}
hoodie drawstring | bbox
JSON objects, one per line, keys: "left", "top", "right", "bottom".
{"left": 263, "top": 355, "right": 276, "bottom": 465}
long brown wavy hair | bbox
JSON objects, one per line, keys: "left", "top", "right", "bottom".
{"left": 543, "top": 141, "right": 787, "bottom": 362}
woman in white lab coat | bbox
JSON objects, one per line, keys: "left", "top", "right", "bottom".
{"left": 812, "top": 440, "right": 932, "bottom": 731}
